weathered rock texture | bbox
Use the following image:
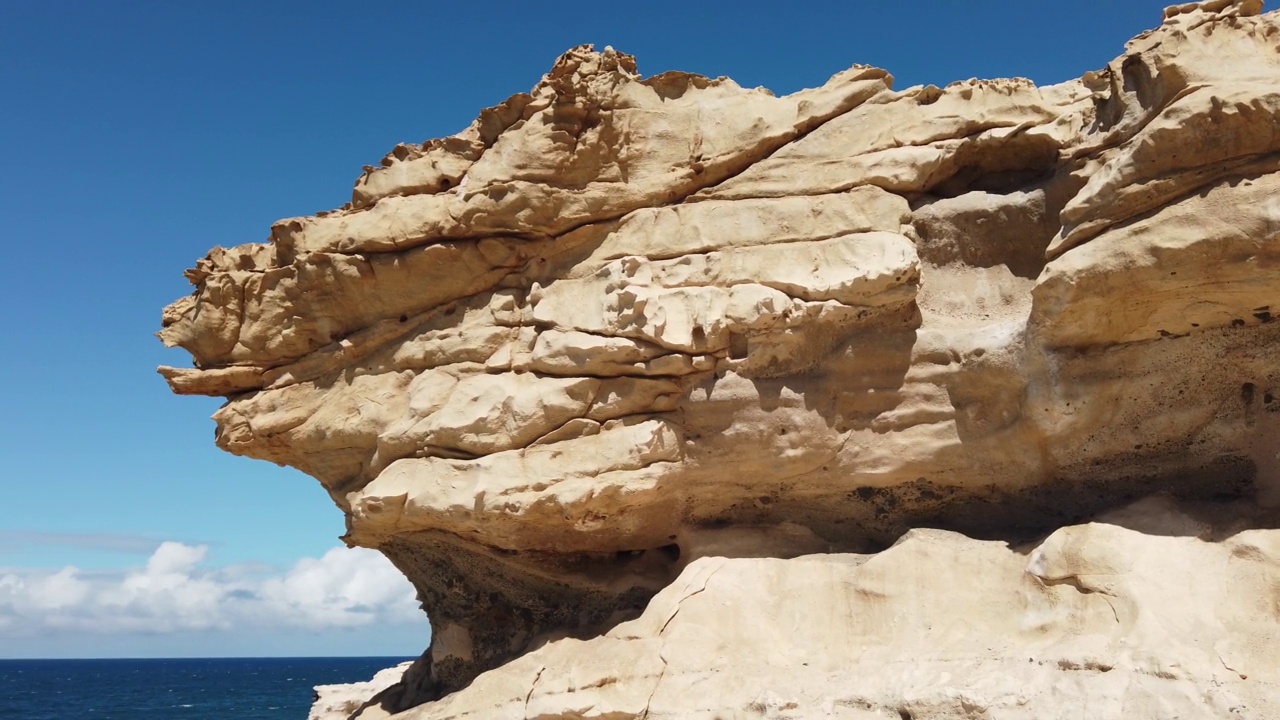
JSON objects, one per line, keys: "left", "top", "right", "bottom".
{"left": 353, "top": 499, "right": 1280, "bottom": 720}
{"left": 164, "top": 0, "right": 1280, "bottom": 717}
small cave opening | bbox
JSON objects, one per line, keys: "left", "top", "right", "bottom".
{"left": 658, "top": 543, "right": 682, "bottom": 562}
{"left": 691, "top": 326, "right": 708, "bottom": 349}
{"left": 927, "top": 133, "right": 1061, "bottom": 199}
{"left": 910, "top": 142, "right": 1081, "bottom": 280}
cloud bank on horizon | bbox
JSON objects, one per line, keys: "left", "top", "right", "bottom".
{"left": 0, "top": 542, "right": 423, "bottom": 643}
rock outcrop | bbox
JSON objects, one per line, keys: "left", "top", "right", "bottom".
{"left": 355, "top": 499, "right": 1280, "bottom": 719}
{"left": 310, "top": 663, "right": 411, "bottom": 720}
{"left": 164, "top": 0, "right": 1280, "bottom": 717}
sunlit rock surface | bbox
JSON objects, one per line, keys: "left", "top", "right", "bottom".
{"left": 309, "top": 663, "right": 410, "bottom": 720}
{"left": 359, "top": 499, "right": 1280, "bottom": 719}
{"left": 167, "top": 0, "right": 1280, "bottom": 717}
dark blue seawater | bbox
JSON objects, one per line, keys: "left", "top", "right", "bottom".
{"left": 0, "top": 657, "right": 413, "bottom": 720}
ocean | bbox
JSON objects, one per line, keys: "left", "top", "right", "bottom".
{"left": 0, "top": 657, "right": 413, "bottom": 720}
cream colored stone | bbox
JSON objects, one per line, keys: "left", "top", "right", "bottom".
{"left": 529, "top": 330, "right": 668, "bottom": 376}
{"left": 348, "top": 417, "right": 683, "bottom": 550}
{"left": 309, "top": 662, "right": 412, "bottom": 720}
{"left": 161, "top": 2, "right": 1280, "bottom": 716}
{"left": 581, "top": 187, "right": 910, "bottom": 265}
{"left": 697, "top": 80, "right": 1082, "bottom": 201}
{"left": 382, "top": 510, "right": 1280, "bottom": 720}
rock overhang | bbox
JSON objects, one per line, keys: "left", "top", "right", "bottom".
{"left": 161, "top": 1, "right": 1280, "bottom": 715}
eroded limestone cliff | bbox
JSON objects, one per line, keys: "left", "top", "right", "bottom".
{"left": 162, "top": 0, "right": 1280, "bottom": 717}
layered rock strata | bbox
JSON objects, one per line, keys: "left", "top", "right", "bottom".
{"left": 165, "top": 0, "right": 1280, "bottom": 716}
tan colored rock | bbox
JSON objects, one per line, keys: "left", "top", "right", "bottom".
{"left": 363, "top": 503, "right": 1280, "bottom": 720}
{"left": 161, "top": 0, "right": 1280, "bottom": 715}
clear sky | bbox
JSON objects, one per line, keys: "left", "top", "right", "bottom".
{"left": 0, "top": 0, "right": 1162, "bottom": 658}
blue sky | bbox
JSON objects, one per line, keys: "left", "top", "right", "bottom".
{"left": 0, "top": 1, "right": 1160, "bottom": 657}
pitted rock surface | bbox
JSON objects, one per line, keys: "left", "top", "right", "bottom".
{"left": 165, "top": 1, "right": 1280, "bottom": 716}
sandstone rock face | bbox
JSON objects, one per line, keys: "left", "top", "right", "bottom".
{"left": 162, "top": 1, "right": 1280, "bottom": 717}
{"left": 365, "top": 500, "right": 1280, "bottom": 720}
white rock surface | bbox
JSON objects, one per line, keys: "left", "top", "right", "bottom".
{"left": 309, "top": 662, "right": 411, "bottom": 720}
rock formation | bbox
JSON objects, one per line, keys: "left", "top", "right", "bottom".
{"left": 355, "top": 499, "right": 1280, "bottom": 719}
{"left": 310, "top": 663, "right": 411, "bottom": 720}
{"left": 162, "top": 0, "right": 1280, "bottom": 717}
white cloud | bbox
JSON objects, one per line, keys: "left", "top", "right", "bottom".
{"left": 0, "top": 542, "right": 423, "bottom": 638}
{"left": 29, "top": 567, "right": 91, "bottom": 611}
